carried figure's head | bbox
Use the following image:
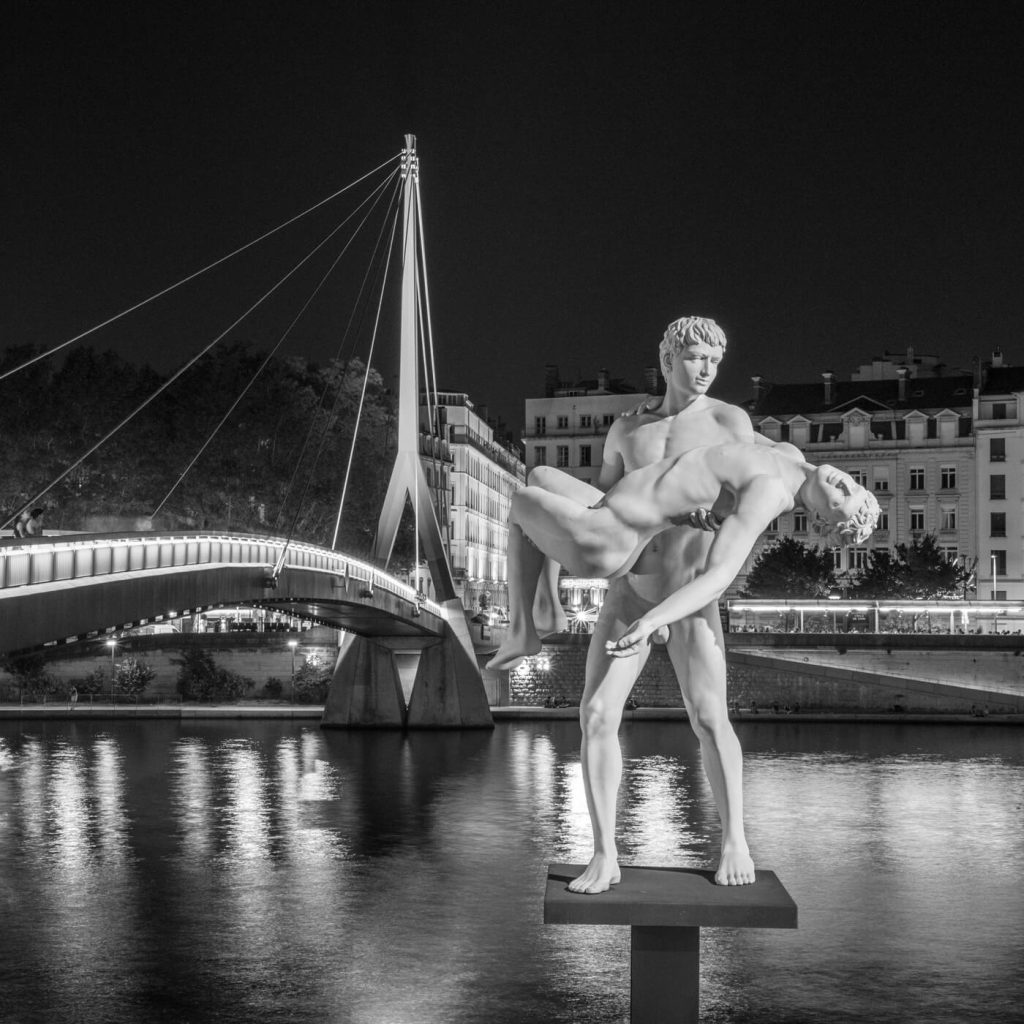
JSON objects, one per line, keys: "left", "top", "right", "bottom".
{"left": 659, "top": 316, "right": 728, "bottom": 383}
{"left": 803, "top": 465, "right": 880, "bottom": 545}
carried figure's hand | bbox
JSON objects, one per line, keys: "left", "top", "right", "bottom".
{"left": 605, "top": 619, "right": 656, "bottom": 658}
{"left": 685, "top": 507, "right": 723, "bottom": 532}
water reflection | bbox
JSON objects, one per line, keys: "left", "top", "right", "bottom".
{"left": 0, "top": 719, "right": 1021, "bottom": 1023}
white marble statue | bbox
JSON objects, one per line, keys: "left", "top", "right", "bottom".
{"left": 488, "top": 317, "right": 879, "bottom": 894}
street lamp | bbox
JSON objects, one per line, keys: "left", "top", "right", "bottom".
{"left": 106, "top": 638, "right": 117, "bottom": 704}
{"left": 288, "top": 639, "right": 298, "bottom": 703}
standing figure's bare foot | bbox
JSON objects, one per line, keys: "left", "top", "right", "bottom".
{"left": 568, "top": 854, "right": 621, "bottom": 894}
{"left": 714, "top": 842, "right": 756, "bottom": 885}
{"left": 485, "top": 633, "right": 542, "bottom": 671}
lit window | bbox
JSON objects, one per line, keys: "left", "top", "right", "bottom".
{"left": 909, "top": 467, "right": 925, "bottom": 490}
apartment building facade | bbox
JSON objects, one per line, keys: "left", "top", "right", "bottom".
{"left": 421, "top": 392, "right": 525, "bottom": 613}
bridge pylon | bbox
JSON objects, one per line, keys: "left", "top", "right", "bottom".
{"left": 323, "top": 135, "right": 492, "bottom": 730}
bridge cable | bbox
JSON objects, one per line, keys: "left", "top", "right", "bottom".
{"left": 328, "top": 191, "right": 404, "bottom": 553}
{"left": 149, "top": 167, "right": 401, "bottom": 520}
{"left": 272, "top": 172, "right": 404, "bottom": 534}
{"left": 269, "top": 177, "right": 404, "bottom": 577}
{"left": 3, "top": 180, "right": 404, "bottom": 530}
{"left": 0, "top": 154, "right": 401, "bottom": 385}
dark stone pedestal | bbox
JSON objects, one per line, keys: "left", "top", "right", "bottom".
{"left": 544, "top": 864, "right": 797, "bottom": 1023}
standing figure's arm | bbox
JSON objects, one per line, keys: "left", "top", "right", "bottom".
{"left": 605, "top": 478, "right": 787, "bottom": 657}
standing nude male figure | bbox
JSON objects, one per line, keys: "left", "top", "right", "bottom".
{"left": 501, "top": 316, "right": 765, "bottom": 893}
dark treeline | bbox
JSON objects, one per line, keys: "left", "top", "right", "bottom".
{"left": 0, "top": 343, "right": 404, "bottom": 558}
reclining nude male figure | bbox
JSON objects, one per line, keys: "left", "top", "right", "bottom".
{"left": 488, "top": 317, "right": 875, "bottom": 894}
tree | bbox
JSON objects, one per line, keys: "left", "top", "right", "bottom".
{"left": 742, "top": 536, "right": 838, "bottom": 598}
{"left": 114, "top": 656, "right": 155, "bottom": 698}
{"left": 854, "top": 534, "right": 970, "bottom": 599}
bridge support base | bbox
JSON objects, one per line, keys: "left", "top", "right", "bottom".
{"left": 323, "top": 614, "right": 493, "bottom": 729}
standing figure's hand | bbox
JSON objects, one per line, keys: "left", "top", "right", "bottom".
{"left": 605, "top": 619, "right": 655, "bottom": 658}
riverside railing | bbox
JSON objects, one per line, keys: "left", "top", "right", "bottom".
{"left": 0, "top": 532, "right": 445, "bottom": 619}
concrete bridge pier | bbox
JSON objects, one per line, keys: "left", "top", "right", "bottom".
{"left": 323, "top": 612, "right": 493, "bottom": 729}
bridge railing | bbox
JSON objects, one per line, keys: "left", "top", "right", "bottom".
{"left": 0, "top": 532, "right": 446, "bottom": 618}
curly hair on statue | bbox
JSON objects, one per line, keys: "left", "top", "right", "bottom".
{"left": 813, "top": 487, "right": 881, "bottom": 546}
{"left": 659, "top": 316, "right": 728, "bottom": 382}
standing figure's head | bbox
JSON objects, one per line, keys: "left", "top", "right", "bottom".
{"left": 801, "top": 466, "right": 880, "bottom": 545}
{"left": 659, "top": 316, "right": 728, "bottom": 393}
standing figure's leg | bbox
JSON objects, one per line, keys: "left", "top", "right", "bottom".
{"left": 569, "top": 578, "right": 652, "bottom": 894}
{"left": 667, "top": 603, "right": 755, "bottom": 885}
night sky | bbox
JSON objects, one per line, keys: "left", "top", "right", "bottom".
{"left": 3, "top": 3, "right": 1021, "bottom": 433}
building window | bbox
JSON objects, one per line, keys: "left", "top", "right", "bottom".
{"left": 993, "top": 403, "right": 1008, "bottom": 420}
{"left": 991, "top": 512, "right": 1006, "bottom": 537}
{"left": 991, "top": 550, "right": 1007, "bottom": 576}
{"left": 766, "top": 517, "right": 779, "bottom": 533}
{"left": 556, "top": 415, "right": 569, "bottom": 430}
{"left": 556, "top": 445, "right": 569, "bottom": 468}
{"left": 877, "top": 507, "right": 889, "bottom": 532}
{"left": 580, "top": 414, "right": 592, "bottom": 428}
{"left": 602, "top": 413, "right": 615, "bottom": 427}
{"left": 940, "top": 466, "right": 957, "bottom": 489}
{"left": 793, "top": 510, "right": 808, "bottom": 533}
{"left": 990, "top": 475, "right": 1006, "bottom": 500}
{"left": 534, "top": 416, "right": 546, "bottom": 436}
{"left": 873, "top": 469, "right": 889, "bottom": 492}
{"left": 910, "top": 507, "right": 925, "bottom": 531}
{"left": 849, "top": 469, "right": 867, "bottom": 486}
{"left": 909, "top": 467, "right": 925, "bottom": 490}
{"left": 533, "top": 446, "right": 546, "bottom": 466}
{"left": 831, "top": 548, "right": 843, "bottom": 570}
{"left": 941, "top": 546, "right": 958, "bottom": 563}
{"left": 850, "top": 548, "right": 869, "bottom": 570}
{"left": 579, "top": 445, "right": 592, "bottom": 467}
{"left": 940, "top": 506, "right": 957, "bottom": 531}
{"left": 990, "top": 437, "right": 1006, "bottom": 462}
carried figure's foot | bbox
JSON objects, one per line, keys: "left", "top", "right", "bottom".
{"left": 485, "top": 633, "right": 542, "bottom": 671}
{"left": 714, "top": 842, "right": 756, "bottom": 885}
{"left": 568, "top": 854, "right": 621, "bottom": 894}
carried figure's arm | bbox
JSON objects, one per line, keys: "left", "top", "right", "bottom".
{"left": 605, "top": 478, "right": 786, "bottom": 657}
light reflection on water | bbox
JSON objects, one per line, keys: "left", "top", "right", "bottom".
{"left": 0, "top": 719, "right": 1021, "bottom": 1023}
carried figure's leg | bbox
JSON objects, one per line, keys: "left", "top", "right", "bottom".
{"left": 667, "top": 604, "right": 755, "bottom": 885}
{"left": 526, "top": 468, "right": 604, "bottom": 637}
{"left": 486, "top": 520, "right": 545, "bottom": 670}
{"left": 569, "top": 578, "right": 652, "bottom": 894}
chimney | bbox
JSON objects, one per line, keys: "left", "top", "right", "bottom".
{"left": 643, "top": 366, "right": 660, "bottom": 395}
{"left": 598, "top": 368, "right": 610, "bottom": 391}
{"left": 544, "top": 364, "right": 559, "bottom": 398}
{"left": 897, "top": 366, "right": 908, "bottom": 402}
{"left": 751, "top": 375, "right": 765, "bottom": 405}
{"left": 822, "top": 371, "right": 835, "bottom": 406}
{"left": 992, "top": 347, "right": 1004, "bottom": 368}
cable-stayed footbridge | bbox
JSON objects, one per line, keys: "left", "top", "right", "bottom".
{"left": 0, "top": 136, "right": 493, "bottom": 728}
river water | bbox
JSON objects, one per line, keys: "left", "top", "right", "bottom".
{"left": 0, "top": 718, "right": 1021, "bottom": 1024}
